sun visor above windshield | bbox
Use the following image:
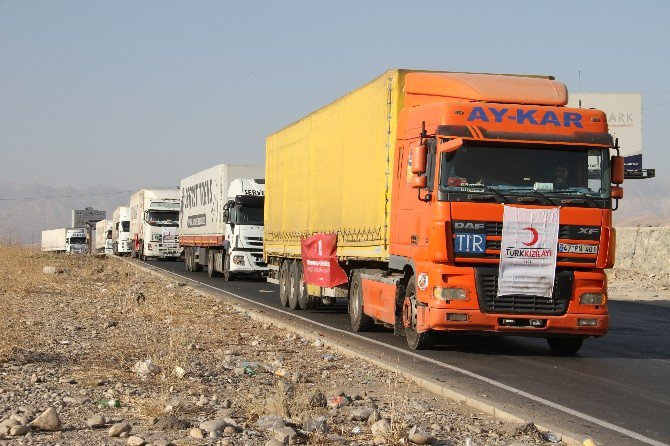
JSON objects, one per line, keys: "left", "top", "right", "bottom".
{"left": 404, "top": 72, "right": 568, "bottom": 106}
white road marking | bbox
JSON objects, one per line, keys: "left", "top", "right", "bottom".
{"left": 149, "top": 263, "right": 669, "bottom": 446}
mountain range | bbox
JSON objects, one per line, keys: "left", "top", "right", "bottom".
{"left": 0, "top": 177, "right": 667, "bottom": 244}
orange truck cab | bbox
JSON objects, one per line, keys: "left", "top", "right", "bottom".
{"left": 265, "top": 70, "right": 624, "bottom": 354}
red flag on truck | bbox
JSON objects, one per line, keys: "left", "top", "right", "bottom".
{"left": 301, "top": 233, "right": 348, "bottom": 288}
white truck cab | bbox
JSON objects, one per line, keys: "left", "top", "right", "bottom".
{"left": 142, "top": 201, "right": 181, "bottom": 260}
{"left": 66, "top": 228, "right": 88, "bottom": 254}
{"left": 219, "top": 178, "right": 267, "bottom": 279}
{"left": 113, "top": 206, "right": 132, "bottom": 255}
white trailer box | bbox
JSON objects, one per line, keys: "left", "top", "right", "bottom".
{"left": 95, "top": 220, "right": 113, "bottom": 254}
{"left": 179, "top": 164, "right": 265, "bottom": 237}
{"left": 179, "top": 164, "right": 266, "bottom": 279}
{"left": 130, "top": 188, "right": 181, "bottom": 260}
{"left": 41, "top": 228, "right": 88, "bottom": 253}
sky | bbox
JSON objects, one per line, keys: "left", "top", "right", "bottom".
{"left": 1, "top": 0, "right": 669, "bottom": 190}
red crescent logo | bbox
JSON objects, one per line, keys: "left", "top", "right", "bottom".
{"left": 522, "top": 227, "right": 539, "bottom": 246}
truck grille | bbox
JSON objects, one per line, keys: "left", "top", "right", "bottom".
{"left": 452, "top": 221, "right": 600, "bottom": 265}
{"left": 475, "top": 267, "right": 573, "bottom": 315}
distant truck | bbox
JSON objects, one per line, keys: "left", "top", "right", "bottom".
{"left": 179, "top": 164, "right": 267, "bottom": 280}
{"left": 41, "top": 228, "right": 88, "bottom": 254}
{"left": 129, "top": 188, "right": 181, "bottom": 261}
{"left": 112, "top": 206, "right": 132, "bottom": 256}
{"left": 94, "top": 220, "right": 113, "bottom": 254}
{"left": 264, "top": 69, "right": 624, "bottom": 353}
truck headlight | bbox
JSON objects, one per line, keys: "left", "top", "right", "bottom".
{"left": 152, "top": 234, "right": 161, "bottom": 241}
{"left": 433, "top": 287, "right": 467, "bottom": 301}
{"left": 233, "top": 255, "right": 245, "bottom": 265}
{"left": 580, "top": 293, "right": 605, "bottom": 305}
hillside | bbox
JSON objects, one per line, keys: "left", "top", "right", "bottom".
{"left": 0, "top": 175, "right": 666, "bottom": 245}
{"left": 613, "top": 177, "right": 670, "bottom": 227}
{"left": 0, "top": 181, "right": 131, "bottom": 244}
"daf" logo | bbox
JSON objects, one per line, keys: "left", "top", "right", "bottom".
{"left": 454, "top": 222, "right": 485, "bottom": 230}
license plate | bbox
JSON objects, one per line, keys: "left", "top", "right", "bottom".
{"left": 558, "top": 243, "right": 598, "bottom": 254}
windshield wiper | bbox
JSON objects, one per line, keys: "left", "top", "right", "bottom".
{"left": 463, "top": 185, "right": 510, "bottom": 203}
{"left": 555, "top": 189, "right": 599, "bottom": 208}
{"left": 504, "top": 187, "right": 557, "bottom": 206}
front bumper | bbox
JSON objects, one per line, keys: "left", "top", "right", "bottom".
{"left": 229, "top": 251, "right": 268, "bottom": 274}
{"left": 414, "top": 261, "right": 609, "bottom": 337}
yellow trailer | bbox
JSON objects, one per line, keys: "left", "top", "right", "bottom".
{"left": 265, "top": 69, "right": 408, "bottom": 261}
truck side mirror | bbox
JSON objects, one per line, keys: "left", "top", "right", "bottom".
{"left": 611, "top": 155, "right": 624, "bottom": 184}
{"left": 611, "top": 185, "right": 623, "bottom": 199}
{"left": 411, "top": 175, "right": 427, "bottom": 189}
{"left": 223, "top": 209, "right": 229, "bottom": 222}
{"left": 411, "top": 144, "right": 427, "bottom": 174}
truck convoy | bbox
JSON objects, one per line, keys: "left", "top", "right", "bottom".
{"left": 94, "top": 220, "right": 113, "bottom": 254}
{"left": 41, "top": 228, "right": 89, "bottom": 254}
{"left": 112, "top": 206, "right": 132, "bottom": 255}
{"left": 264, "top": 69, "right": 624, "bottom": 353}
{"left": 179, "top": 164, "right": 267, "bottom": 280}
{"left": 129, "top": 188, "right": 181, "bottom": 261}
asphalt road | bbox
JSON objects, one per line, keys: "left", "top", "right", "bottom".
{"left": 143, "top": 259, "right": 670, "bottom": 446}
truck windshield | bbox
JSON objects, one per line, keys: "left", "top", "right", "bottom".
{"left": 147, "top": 211, "right": 179, "bottom": 227}
{"left": 439, "top": 144, "right": 610, "bottom": 198}
{"left": 121, "top": 221, "right": 130, "bottom": 232}
{"left": 230, "top": 205, "right": 264, "bottom": 226}
{"left": 69, "top": 237, "right": 87, "bottom": 244}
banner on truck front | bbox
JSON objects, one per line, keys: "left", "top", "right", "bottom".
{"left": 497, "top": 206, "right": 559, "bottom": 298}
{"left": 301, "top": 233, "right": 348, "bottom": 288}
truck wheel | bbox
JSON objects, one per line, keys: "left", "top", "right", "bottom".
{"left": 547, "top": 337, "right": 584, "bottom": 355}
{"left": 288, "top": 261, "right": 301, "bottom": 310}
{"left": 296, "top": 262, "right": 310, "bottom": 310}
{"left": 194, "top": 250, "right": 203, "bottom": 272}
{"left": 139, "top": 245, "right": 146, "bottom": 261}
{"left": 404, "top": 275, "right": 433, "bottom": 350}
{"left": 349, "top": 271, "right": 374, "bottom": 332}
{"left": 207, "top": 250, "right": 217, "bottom": 278}
{"left": 279, "top": 261, "right": 290, "bottom": 307}
{"left": 185, "top": 248, "right": 192, "bottom": 272}
{"left": 223, "top": 253, "right": 235, "bottom": 281}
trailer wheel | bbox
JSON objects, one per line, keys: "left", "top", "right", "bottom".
{"left": 207, "top": 250, "right": 217, "bottom": 278}
{"left": 223, "top": 252, "right": 235, "bottom": 281}
{"left": 185, "top": 248, "right": 192, "bottom": 272}
{"left": 194, "top": 249, "right": 203, "bottom": 272}
{"left": 349, "top": 271, "right": 373, "bottom": 332}
{"left": 547, "top": 337, "right": 584, "bottom": 355}
{"left": 288, "top": 261, "right": 301, "bottom": 310}
{"left": 279, "top": 260, "right": 290, "bottom": 306}
{"left": 296, "top": 262, "right": 310, "bottom": 310}
{"left": 404, "top": 275, "right": 433, "bottom": 350}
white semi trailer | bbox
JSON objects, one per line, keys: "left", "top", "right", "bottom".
{"left": 179, "top": 164, "right": 267, "bottom": 280}
{"left": 130, "top": 188, "right": 181, "bottom": 261}
{"left": 112, "top": 206, "right": 132, "bottom": 255}
{"left": 41, "top": 228, "right": 88, "bottom": 254}
{"left": 95, "top": 220, "right": 113, "bottom": 254}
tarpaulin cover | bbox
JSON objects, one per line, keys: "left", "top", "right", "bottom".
{"left": 264, "top": 70, "right": 409, "bottom": 260}
{"left": 301, "top": 233, "right": 348, "bottom": 288}
{"left": 497, "top": 205, "right": 559, "bottom": 297}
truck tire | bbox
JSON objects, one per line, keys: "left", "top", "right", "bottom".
{"left": 139, "top": 245, "right": 146, "bottom": 261}
{"left": 207, "top": 250, "right": 217, "bottom": 278}
{"left": 194, "top": 249, "right": 203, "bottom": 272}
{"left": 279, "top": 260, "right": 290, "bottom": 307}
{"left": 349, "top": 271, "right": 374, "bottom": 332}
{"left": 547, "top": 337, "right": 584, "bottom": 355}
{"left": 296, "top": 262, "right": 310, "bottom": 310}
{"left": 288, "top": 261, "right": 301, "bottom": 310}
{"left": 223, "top": 252, "right": 235, "bottom": 281}
{"left": 185, "top": 248, "right": 192, "bottom": 272}
{"left": 404, "top": 275, "right": 433, "bottom": 350}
